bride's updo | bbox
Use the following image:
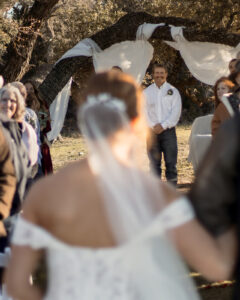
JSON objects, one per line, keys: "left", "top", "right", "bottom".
{"left": 79, "top": 71, "right": 143, "bottom": 139}
{"left": 82, "top": 71, "right": 142, "bottom": 120}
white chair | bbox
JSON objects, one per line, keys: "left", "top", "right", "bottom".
{"left": 0, "top": 248, "right": 12, "bottom": 300}
{"left": 188, "top": 114, "right": 213, "bottom": 172}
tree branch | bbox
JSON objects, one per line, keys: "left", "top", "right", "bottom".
{"left": 36, "top": 11, "right": 239, "bottom": 104}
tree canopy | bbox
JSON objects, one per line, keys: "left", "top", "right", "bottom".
{"left": 0, "top": 0, "right": 240, "bottom": 119}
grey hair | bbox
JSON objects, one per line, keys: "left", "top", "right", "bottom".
{"left": 0, "top": 83, "right": 25, "bottom": 120}
{"left": 11, "top": 81, "right": 27, "bottom": 100}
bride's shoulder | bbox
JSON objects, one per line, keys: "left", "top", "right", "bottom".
{"left": 22, "top": 159, "right": 90, "bottom": 221}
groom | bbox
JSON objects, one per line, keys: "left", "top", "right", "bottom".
{"left": 144, "top": 63, "right": 182, "bottom": 185}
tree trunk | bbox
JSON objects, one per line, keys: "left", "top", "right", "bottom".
{"left": 39, "top": 12, "right": 240, "bottom": 105}
{"left": 0, "top": 0, "right": 59, "bottom": 82}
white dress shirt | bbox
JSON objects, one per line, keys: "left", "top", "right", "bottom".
{"left": 143, "top": 82, "right": 182, "bottom": 129}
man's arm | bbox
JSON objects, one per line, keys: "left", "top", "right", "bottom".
{"left": 143, "top": 88, "right": 157, "bottom": 128}
{"left": 189, "top": 116, "right": 240, "bottom": 236}
{"left": 161, "top": 89, "right": 182, "bottom": 129}
{"left": 0, "top": 127, "right": 16, "bottom": 232}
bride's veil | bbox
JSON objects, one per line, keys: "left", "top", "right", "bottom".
{"left": 78, "top": 84, "right": 200, "bottom": 299}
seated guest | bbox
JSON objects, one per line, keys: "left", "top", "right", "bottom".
{"left": 211, "top": 77, "right": 236, "bottom": 137}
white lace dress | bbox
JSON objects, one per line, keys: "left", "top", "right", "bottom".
{"left": 11, "top": 197, "right": 200, "bottom": 300}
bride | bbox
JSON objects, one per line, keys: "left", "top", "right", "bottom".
{"left": 6, "top": 71, "right": 236, "bottom": 300}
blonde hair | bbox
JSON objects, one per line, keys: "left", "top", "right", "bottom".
{"left": 0, "top": 84, "right": 25, "bottom": 120}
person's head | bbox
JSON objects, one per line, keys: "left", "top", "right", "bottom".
{"left": 228, "top": 59, "right": 237, "bottom": 74}
{"left": 235, "top": 60, "right": 240, "bottom": 73}
{"left": 23, "top": 80, "right": 38, "bottom": 96}
{"left": 23, "top": 79, "right": 47, "bottom": 110}
{"left": 11, "top": 81, "right": 27, "bottom": 100}
{"left": 25, "top": 93, "right": 40, "bottom": 111}
{"left": 214, "top": 77, "right": 235, "bottom": 107}
{"left": 79, "top": 71, "right": 144, "bottom": 141}
{"left": 79, "top": 71, "right": 146, "bottom": 167}
{"left": 111, "top": 66, "right": 123, "bottom": 72}
{"left": 152, "top": 63, "right": 168, "bottom": 87}
{"left": 0, "top": 84, "right": 25, "bottom": 120}
{"left": 229, "top": 71, "right": 240, "bottom": 86}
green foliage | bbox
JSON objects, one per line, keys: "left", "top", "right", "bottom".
{"left": 0, "top": 1, "right": 18, "bottom": 60}
{"left": 1, "top": 0, "right": 239, "bottom": 118}
{"left": 45, "top": 0, "right": 124, "bottom": 63}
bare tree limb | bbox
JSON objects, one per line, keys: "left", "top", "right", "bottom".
{"left": 39, "top": 12, "right": 240, "bottom": 104}
{"left": 0, "top": 0, "right": 60, "bottom": 82}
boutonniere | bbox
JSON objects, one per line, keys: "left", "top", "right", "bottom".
{"left": 167, "top": 89, "right": 173, "bottom": 96}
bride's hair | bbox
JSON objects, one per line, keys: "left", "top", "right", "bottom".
{"left": 82, "top": 71, "right": 143, "bottom": 120}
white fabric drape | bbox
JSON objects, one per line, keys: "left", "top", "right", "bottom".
{"left": 93, "top": 40, "right": 153, "bottom": 84}
{"left": 47, "top": 78, "right": 72, "bottom": 141}
{"left": 165, "top": 27, "right": 240, "bottom": 86}
{"left": 48, "top": 39, "right": 101, "bottom": 141}
{"left": 56, "top": 38, "right": 101, "bottom": 63}
{"left": 92, "top": 23, "right": 167, "bottom": 84}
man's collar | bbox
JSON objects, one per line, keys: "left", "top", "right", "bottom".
{"left": 154, "top": 81, "right": 168, "bottom": 90}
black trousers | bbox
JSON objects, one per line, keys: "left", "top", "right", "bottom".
{"left": 147, "top": 127, "right": 178, "bottom": 184}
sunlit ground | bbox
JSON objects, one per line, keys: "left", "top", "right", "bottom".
{"left": 51, "top": 125, "right": 194, "bottom": 185}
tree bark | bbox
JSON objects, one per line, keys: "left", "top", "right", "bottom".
{"left": 37, "top": 12, "right": 239, "bottom": 104}
{"left": 0, "top": 0, "right": 59, "bottom": 82}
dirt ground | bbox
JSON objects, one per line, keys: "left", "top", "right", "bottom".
{"left": 50, "top": 125, "right": 234, "bottom": 300}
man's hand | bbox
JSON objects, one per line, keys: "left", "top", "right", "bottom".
{"left": 153, "top": 124, "right": 164, "bottom": 134}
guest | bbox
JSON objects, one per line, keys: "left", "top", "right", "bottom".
{"left": 144, "top": 63, "right": 181, "bottom": 185}
{"left": 234, "top": 60, "right": 240, "bottom": 73}
{"left": 229, "top": 70, "right": 240, "bottom": 86}
{"left": 24, "top": 80, "right": 53, "bottom": 175}
{"left": 0, "top": 85, "right": 37, "bottom": 254}
{"left": 229, "top": 58, "right": 237, "bottom": 74}
{"left": 211, "top": 77, "right": 235, "bottom": 137}
{"left": 0, "top": 85, "right": 38, "bottom": 167}
{"left": 11, "top": 82, "right": 42, "bottom": 179}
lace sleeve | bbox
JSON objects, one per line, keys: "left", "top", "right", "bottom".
{"left": 160, "top": 196, "right": 195, "bottom": 230}
{"left": 11, "top": 216, "right": 49, "bottom": 249}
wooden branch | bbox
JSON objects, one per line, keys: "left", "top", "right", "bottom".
{"left": 36, "top": 11, "right": 239, "bottom": 104}
{"left": 226, "top": 11, "right": 238, "bottom": 30}
{"left": 0, "top": 0, "right": 60, "bottom": 82}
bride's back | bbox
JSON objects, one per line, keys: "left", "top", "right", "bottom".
{"left": 24, "top": 158, "right": 117, "bottom": 248}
